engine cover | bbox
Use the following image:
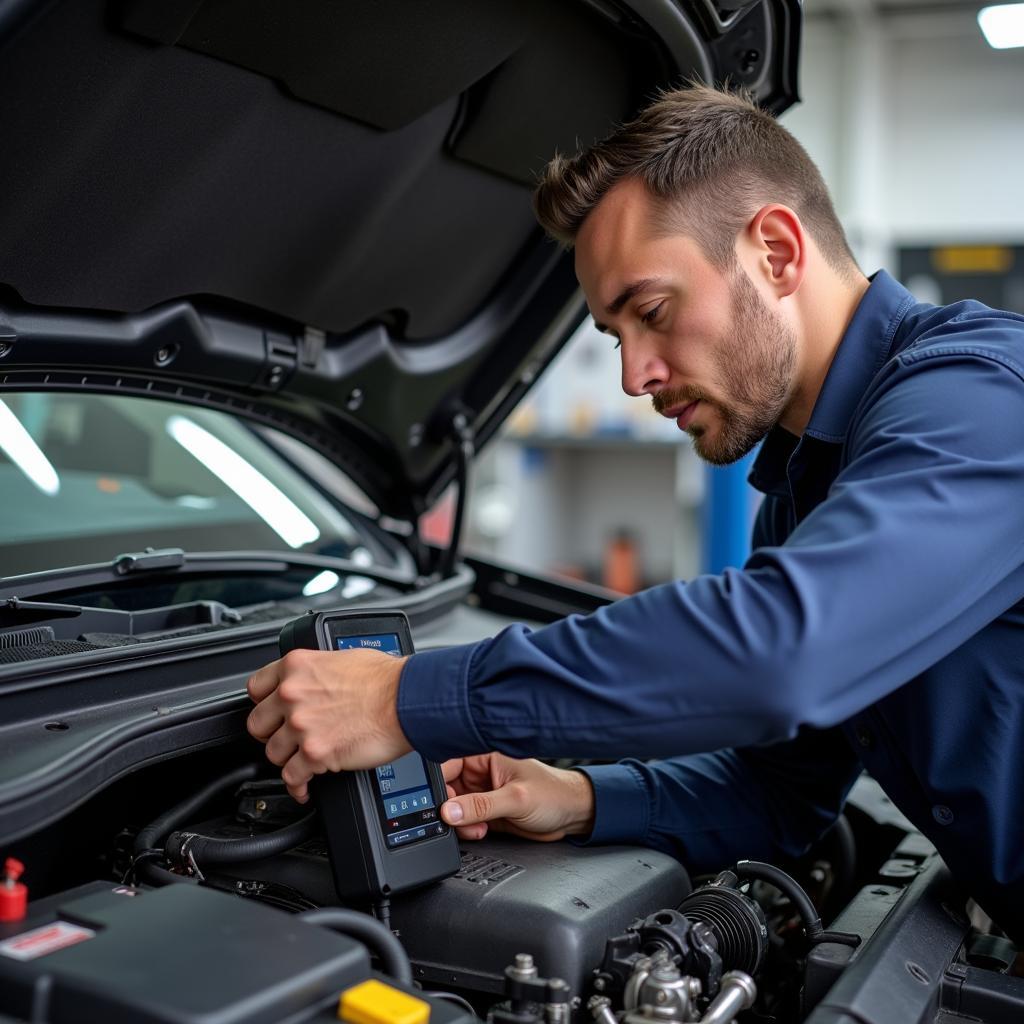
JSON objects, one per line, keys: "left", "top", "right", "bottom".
{"left": 218, "top": 833, "right": 691, "bottom": 998}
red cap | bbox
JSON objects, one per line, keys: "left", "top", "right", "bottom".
{"left": 0, "top": 858, "right": 27, "bottom": 922}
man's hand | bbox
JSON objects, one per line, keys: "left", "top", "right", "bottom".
{"left": 247, "top": 648, "right": 411, "bottom": 803}
{"left": 440, "top": 753, "right": 596, "bottom": 842}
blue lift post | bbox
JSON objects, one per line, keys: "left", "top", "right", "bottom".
{"left": 701, "top": 452, "right": 757, "bottom": 574}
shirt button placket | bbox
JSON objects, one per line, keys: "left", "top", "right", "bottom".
{"left": 854, "top": 724, "right": 875, "bottom": 750}
{"left": 932, "top": 804, "right": 955, "bottom": 826}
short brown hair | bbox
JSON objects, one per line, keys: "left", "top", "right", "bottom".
{"left": 533, "top": 84, "right": 857, "bottom": 276}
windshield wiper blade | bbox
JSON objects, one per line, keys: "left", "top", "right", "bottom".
{"left": 0, "top": 549, "right": 416, "bottom": 603}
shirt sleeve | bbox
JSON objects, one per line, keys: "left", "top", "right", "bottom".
{"left": 575, "top": 726, "right": 861, "bottom": 870}
{"left": 399, "top": 345, "right": 1024, "bottom": 764}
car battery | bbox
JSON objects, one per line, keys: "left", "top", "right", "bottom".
{"left": 0, "top": 881, "right": 474, "bottom": 1023}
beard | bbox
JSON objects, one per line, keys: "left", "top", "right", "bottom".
{"left": 652, "top": 270, "right": 797, "bottom": 465}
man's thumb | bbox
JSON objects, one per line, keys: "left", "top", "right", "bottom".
{"left": 441, "top": 788, "right": 511, "bottom": 827}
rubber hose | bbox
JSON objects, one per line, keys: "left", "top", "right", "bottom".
{"left": 298, "top": 908, "right": 412, "bottom": 985}
{"left": 730, "top": 861, "right": 861, "bottom": 950}
{"left": 133, "top": 763, "right": 260, "bottom": 856}
{"left": 164, "top": 812, "right": 318, "bottom": 866}
{"left": 733, "top": 860, "right": 824, "bottom": 939}
{"left": 814, "top": 929, "right": 862, "bottom": 948}
{"left": 138, "top": 860, "right": 199, "bottom": 887}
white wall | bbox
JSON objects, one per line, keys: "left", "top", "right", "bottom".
{"left": 887, "top": 17, "right": 1024, "bottom": 241}
{"left": 783, "top": 4, "right": 1024, "bottom": 268}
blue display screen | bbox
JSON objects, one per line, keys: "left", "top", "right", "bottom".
{"left": 335, "top": 633, "right": 403, "bottom": 655}
{"left": 333, "top": 629, "right": 443, "bottom": 847}
{"left": 376, "top": 757, "right": 436, "bottom": 818}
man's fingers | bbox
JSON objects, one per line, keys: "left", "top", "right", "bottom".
{"left": 281, "top": 749, "right": 320, "bottom": 803}
{"left": 440, "top": 758, "right": 464, "bottom": 783}
{"left": 440, "top": 784, "right": 525, "bottom": 828}
{"left": 455, "top": 822, "right": 489, "bottom": 841}
{"left": 287, "top": 781, "right": 310, "bottom": 804}
{"left": 247, "top": 693, "right": 285, "bottom": 742}
{"left": 264, "top": 723, "right": 300, "bottom": 768}
{"left": 247, "top": 661, "right": 283, "bottom": 704}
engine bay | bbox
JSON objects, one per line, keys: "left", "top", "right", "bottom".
{"left": 2, "top": 751, "right": 1022, "bottom": 1024}
{"left": 1, "top": 601, "right": 1021, "bottom": 1024}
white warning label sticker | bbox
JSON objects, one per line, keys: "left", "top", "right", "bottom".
{"left": 0, "top": 921, "right": 95, "bottom": 961}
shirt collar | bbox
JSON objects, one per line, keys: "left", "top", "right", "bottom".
{"left": 749, "top": 269, "right": 915, "bottom": 495}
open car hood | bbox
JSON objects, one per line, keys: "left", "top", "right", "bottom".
{"left": 0, "top": 0, "right": 800, "bottom": 523}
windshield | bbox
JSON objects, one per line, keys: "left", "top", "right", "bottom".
{"left": 0, "top": 393, "right": 396, "bottom": 580}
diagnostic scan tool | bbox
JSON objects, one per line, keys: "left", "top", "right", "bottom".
{"left": 278, "top": 610, "right": 461, "bottom": 902}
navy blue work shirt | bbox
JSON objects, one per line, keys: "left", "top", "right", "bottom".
{"left": 399, "top": 270, "right": 1024, "bottom": 939}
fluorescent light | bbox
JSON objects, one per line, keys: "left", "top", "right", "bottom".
{"left": 303, "top": 570, "right": 340, "bottom": 596}
{"left": 0, "top": 400, "right": 60, "bottom": 496}
{"left": 979, "top": 4, "right": 1024, "bottom": 49}
{"left": 167, "top": 415, "right": 320, "bottom": 548}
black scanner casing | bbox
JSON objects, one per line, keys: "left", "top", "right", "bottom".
{"left": 278, "top": 609, "right": 461, "bottom": 901}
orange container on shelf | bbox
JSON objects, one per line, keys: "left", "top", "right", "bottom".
{"left": 603, "top": 528, "right": 640, "bottom": 595}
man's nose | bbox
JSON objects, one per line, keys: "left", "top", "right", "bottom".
{"left": 620, "top": 340, "right": 670, "bottom": 398}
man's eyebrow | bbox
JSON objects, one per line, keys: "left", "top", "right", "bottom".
{"left": 609, "top": 278, "right": 662, "bottom": 314}
{"left": 594, "top": 278, "right": 664, "bottom": 333}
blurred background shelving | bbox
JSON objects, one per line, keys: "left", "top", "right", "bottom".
{"left": 461, "top": 318, "right": 714, "bottom": 592}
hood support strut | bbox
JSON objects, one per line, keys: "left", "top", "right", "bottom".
{"left": 436, "top": 410, "right": 475, "bottom": 581}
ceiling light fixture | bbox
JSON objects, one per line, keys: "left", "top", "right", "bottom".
{"left": 0, "top": 400, "right": 60, "bottom": 496}
{"left": 978, "top": 3, "right": 1024, "bottom": 49}
{"left": 167, "top": 415, "right": 320, "bottom": 548}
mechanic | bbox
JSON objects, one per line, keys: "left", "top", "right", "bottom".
{"left": 247, "top": 86, "right": 1024, "bottom": 941}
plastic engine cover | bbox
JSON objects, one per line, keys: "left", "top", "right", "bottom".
{"left": 388, "top": 837, "right": 690, "bottom": 994}
{"left": 205, "top": 830, "right": 691, "bottom": 1001}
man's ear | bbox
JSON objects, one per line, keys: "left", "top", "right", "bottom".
{"left": 745, "top": 205, "right": 805, "bottom": 298}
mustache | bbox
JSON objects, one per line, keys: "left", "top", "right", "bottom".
{"left": 651, "top": 386, "right": 711, "bottom": 416}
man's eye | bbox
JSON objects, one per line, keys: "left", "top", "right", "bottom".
{"left": 641, "top": 302, "right": 664, "bottom": 324}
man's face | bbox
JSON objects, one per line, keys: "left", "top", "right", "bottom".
{"left": 574, "top": 179, "right": 798, "bottom": 465}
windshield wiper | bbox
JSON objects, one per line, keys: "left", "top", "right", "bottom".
{"left": 0, "top": 551, "right": 474, "bottom": 655}
{"left": 0, "top": 548, "right": 417, "bottom": 604}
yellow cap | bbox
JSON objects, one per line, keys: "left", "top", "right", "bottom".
{"left": 338, "top": 979, "right": 431, "bottom": 1024}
